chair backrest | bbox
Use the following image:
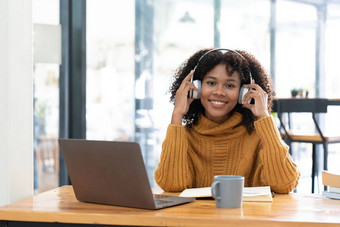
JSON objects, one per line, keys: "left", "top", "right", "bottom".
{"left": 274, "top": 98, "right": 328, "bottom": 113}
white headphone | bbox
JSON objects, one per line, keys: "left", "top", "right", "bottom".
{"left": 188, "top": 48, "right": 253, "bottom": 104}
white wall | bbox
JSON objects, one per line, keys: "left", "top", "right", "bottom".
{"left": 0, "top": 0, "right": 33, "bottom": 206}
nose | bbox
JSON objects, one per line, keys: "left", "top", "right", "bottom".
{"left": 213, "top": 85, "right": 226, "bottom": 96}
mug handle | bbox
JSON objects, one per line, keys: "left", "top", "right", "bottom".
{"left": 211, "top": 181, "right": 221, "bottom": 200}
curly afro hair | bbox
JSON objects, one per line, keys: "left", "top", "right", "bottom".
{"left": 169, "top": 48, "right": 274, "bottom": 134}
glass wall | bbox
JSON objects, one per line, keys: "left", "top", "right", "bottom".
{"left": 32, "top": 0, "right": 60, "bottom": 194}
{"left": 273, "top": 1, "right": 340, "bottom": 192}
{"left": 275, "top": 1, "right": 316, "bottom": 97}
{"left": 86, "top": 0, "right": 216, "bottom": 186}
{"left": 152, "top": 0, "right": 215, "bottom": 185}
{"left": 30, "top": 0, "right": 340, "bottom": 196}
{"left": 324, "top": 3, "right": 340, "bottom": 174}
{"left": 86, "top": 0, "right": 135, "bottom": 141}
{"left": 325, "top": 4, "right": 340, "bottom": 98}
{"left": 275, "top": 1, "right": 317, "bottom": 192}
{"left": 220, "top": 0, "right": 271, "bottom": 67}
{"left": 82, "top": 0, "right": 340, "bottom": 193}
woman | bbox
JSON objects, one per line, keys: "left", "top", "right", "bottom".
{"left": 154, "top": 48, "right": 300, "bottom": 193}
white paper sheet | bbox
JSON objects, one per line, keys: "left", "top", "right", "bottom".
{"left": 179, "top": 186, "right": 273, "bottom": 202}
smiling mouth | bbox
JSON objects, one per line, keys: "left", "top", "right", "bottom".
{"left": 209, "top": 100, "right": 227, "bottom": 105}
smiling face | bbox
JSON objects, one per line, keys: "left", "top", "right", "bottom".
{"left": 200, "top": 64, "right": 241, "bottom": 123}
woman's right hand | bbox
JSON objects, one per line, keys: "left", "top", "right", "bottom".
{"left": 171, "top": 70, "right": 197, "bottom": 125}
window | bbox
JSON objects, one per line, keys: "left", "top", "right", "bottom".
{"left": 152, "top": 0, "right": 214, "bottom": 185}
{"left": 84, "top": 0, "right": 340, "bottom": 193}
{"left": 86, "top": 0, "right": 135, "bottom": 141}
{"left": 32, "top": 0, "right": 60, "bottom": 194}
{"left": 275, "top": 1, "right": 316, "bottom": 97}
{"left": 220, "top": 0, "right": 271, "bottom": 67}
{"left": 325, "top": 3, "right": 340, "bottom": 174}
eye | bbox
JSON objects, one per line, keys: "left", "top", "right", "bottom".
{"left": 225, "top": 83, "right": 236, "bottom": 88}
{"left": 206, "top": 81, "right": 216, "bottom": 86}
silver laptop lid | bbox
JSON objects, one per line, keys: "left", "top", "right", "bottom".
{"left": 59, "top": 139, "right": 156, "bottom": 209}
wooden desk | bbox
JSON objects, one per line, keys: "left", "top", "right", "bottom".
{"left": 1, "top": 186, "right": 340, "bottom": 226}
{"left": 327, "top": 98, "right": 340, "bottom": 106}
{"left": 272, "top": 98, "right": 340, "bottom": 112}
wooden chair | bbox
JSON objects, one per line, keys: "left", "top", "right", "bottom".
{"left": 273, "top": 98, "right": 340, "bottom": 193}
{"left": 36, "top": 135, "right": 59, "bottom": 173}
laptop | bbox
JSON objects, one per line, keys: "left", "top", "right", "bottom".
{"left": 58, "top": 139, "right": 195, "bottom": 209}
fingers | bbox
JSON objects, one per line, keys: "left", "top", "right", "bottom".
{"left": 241, "top": 80, "right": 265, "bottom": 102}
{"left": 188, "top": 97, "right": 195, "bottom": 105}
{"left": 243, "top": 89, "right": 264, "bottom": 103}
{"left": 243, "top": 82, "right": 264, "bottom": 92}
{"left": 242, "top": 101, "right": 252, "bottom": 110}
{"left": 179, "top": 80, "right": 198, "bottom": 91}
{"left": 184, "top": 70, "right": 195, "bottom": 81}
{"left": 242, "top": 81, "right": 269, "bottom": 118}
{"left": 243, "top": 81, "right": 266, "bottom": 100}
{"left": 173, "top": 71, "right": 197, "bottom": 118}
{"left": 178, "top": 70, "right": 198, "bottom": 92}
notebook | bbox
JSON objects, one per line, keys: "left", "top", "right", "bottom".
{"left": 179, "top": 186, "right": 273, "bottom": 202}
{"left": 59, "top": 139, "right": 195, "bottom": 209}
{"left": 322, "top": 170, "right": 340, "bottom": 200}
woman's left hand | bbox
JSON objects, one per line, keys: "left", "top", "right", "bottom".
{"left": 242, "top": 80, "right": 269, "bottom": 120}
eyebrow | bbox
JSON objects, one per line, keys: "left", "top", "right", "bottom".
{"left": 205, "top": 76, "right": 239, "bottom": 82}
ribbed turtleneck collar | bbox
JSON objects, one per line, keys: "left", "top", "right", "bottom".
{"left": 191, "top": 112, "right": 247, "bottom": 138}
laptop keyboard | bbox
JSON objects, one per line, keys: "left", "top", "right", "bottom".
{"left": 155, "top": 199, "right": 172, "bottom": 205}
{"left": 154, "top": 195, "right": 171, "bottom": 203}
{"left": 153, "top": 194, "right": 190, "bottom": 206}
{"left": 153, "top": 194, "right": 195, "bottom": 208}
{"left": 153, "top": 194, "right": 171, "bottom": 199}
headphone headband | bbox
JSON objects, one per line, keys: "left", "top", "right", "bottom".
{"left": 192, "top": 48, "right": 252, "bottom": 84}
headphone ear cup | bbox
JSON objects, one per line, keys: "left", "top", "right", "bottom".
{"left": 191, "top": 80, "right": 201, "bottom": 99}
{"left": 238, "top": 86, "right": 249, "bottom": 104}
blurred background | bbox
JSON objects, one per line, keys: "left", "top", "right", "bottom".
{"left": 32, "top": 0, "right": 340, "bottom": 194}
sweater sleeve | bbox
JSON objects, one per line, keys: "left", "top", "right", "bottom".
{"left": 154, "top": 124, "right": 194, "bottom": 192}
{"left": 253, "top": 115, "right": 301, "bottom": 193}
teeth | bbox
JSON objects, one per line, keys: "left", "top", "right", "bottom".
{"left": 211, "top": 101, "right": 224, "bottom": 105}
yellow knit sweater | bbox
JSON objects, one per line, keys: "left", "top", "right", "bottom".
{"left": 154, "top": 112, "right": 300, "bottom": 193}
